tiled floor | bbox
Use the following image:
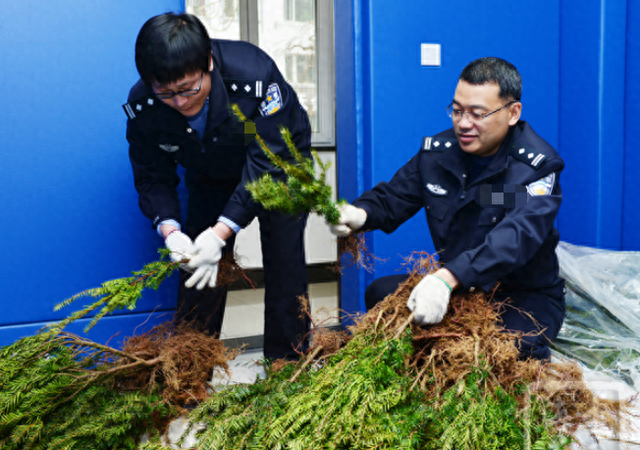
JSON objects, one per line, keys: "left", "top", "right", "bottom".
{"left": 220, "top": 281, "right": 340, "bottom": 342}
{"left": 211, "top": 348, "right": 266, "bottom": 386}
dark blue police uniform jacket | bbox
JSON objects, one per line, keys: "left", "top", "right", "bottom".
{"left": 354, "top": 121, "right": 565, "bottom": 359}
{"left": 124, "top": 38, "right": 312, "bottom": 230}
{"left": 123, "top": 39, "right": 312, "bottom": 360}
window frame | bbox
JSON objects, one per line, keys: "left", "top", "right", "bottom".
{"left": 228, "top": 0, "right": 335, "bottom": 146}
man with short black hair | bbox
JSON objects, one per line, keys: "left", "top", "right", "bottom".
{"left": 331, "top": 57, "right": 565, "bottom": 360}
{"left": 124, "top": 12, "right": 312, "bottom": 360}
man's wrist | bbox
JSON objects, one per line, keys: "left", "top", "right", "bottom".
{"left": 433, "top": 268, "right": 460, "bottom": 291}
{"left": 211, "top": 222, "right": 234, "bottom": 241}
{"left": 160, "top": 223, "right": 180, "bottom": 240}
{"left": 217, "top": 216, "right": 242, "bottom": 234}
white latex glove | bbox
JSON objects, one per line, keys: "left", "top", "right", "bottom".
{"left": 184, "top": 228, "right": 226, "bottom": 290}
{"left": 407, "top": 274, "right": 452, "bottom": 326}
{"left": 329, "top": 204, "right": 367, "bottom": 237}
{"left": 165, "top": 230, "right": 195, "bottom": 265}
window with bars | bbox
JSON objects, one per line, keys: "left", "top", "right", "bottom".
{"left": 186, "top": 0, "right": 335, "bottom": 146}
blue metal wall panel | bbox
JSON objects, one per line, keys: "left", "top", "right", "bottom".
{"left": 336, "top": 0, "right": 561, "bottom": 313}
{"left": 558, "top": 0, "right": 628, "bottom": 250}
{"left": 0, "top": 0, "right": 183, "bottom": 345}
{"left": 623, "top": 0, "right": 640, "bottom": 250}
{"left": 335, "top": 0, "right": 367, "bottom": 315}
{"left": 0, "top": 311, "right": 174, "bottom": 349}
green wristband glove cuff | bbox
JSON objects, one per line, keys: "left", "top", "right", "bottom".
{"left": 431, "top": 274, "right": 453, "bottom": 292}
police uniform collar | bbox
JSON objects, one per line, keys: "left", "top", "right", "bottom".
{"left": 207, "top": 67, "right": 231, "bottom": 130}
{"left": 122, "top": 85, "right": 188, "bottom": 135}
{"left": 148, "top": 69, "right": 231, "bottom": 136}
{"left": 473, "top": 127, "right": 513, "bottom": 181}
{"left": 124, "top": 72, "right": 229, "bottom": 137}
{"left": 151, "top": 104, "right": 192, "bottom": 135}
{"left": 433, "top": 127, "right": 512, "bottom": 184}
{"left": 429, "top": 137, "right": 466, "bottom": 187}
{"left": 462, "top": 126, "right": 514, "bottom": 185}
{"left": 211, "top": 42, "right": 223, "bottom": 73}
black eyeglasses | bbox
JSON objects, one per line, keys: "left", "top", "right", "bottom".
{"left": 447, "top": 100, "right": 518, "bottom": 123}
{"left": 154, "top": 73, "right": 204, "bottom": 100}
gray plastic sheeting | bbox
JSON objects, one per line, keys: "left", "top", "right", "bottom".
{"left": 554, "top": 241, "right": 640, "bottom": 390}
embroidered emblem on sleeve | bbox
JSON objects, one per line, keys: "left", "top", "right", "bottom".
{"left": 259, "top": 83, "right": 282, "bottom": 116}
{"left": 526, "top": 173, "right": 556, "bottom": 196}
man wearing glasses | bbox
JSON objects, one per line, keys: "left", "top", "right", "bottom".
{"left": 330, "top": 57, "right": 565, "bottom": 360}
{"left": 123, "top": 13, "right": 312, "bottom": 360}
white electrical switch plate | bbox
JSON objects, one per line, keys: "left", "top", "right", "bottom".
{"left": 421, "top": 43, "right": 441, "bottom": 66}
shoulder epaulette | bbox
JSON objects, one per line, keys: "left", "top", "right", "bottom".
{"left": 421, "top": 136, "right": 456, "bottom": 152}
{"left": 509, "top": 145, "right": 548, "bottom": 168}
{"left": 223, "top": 78, "right": 265, "bottom": 98}
{"left": 122, "top": 95, "right": 158, "bottom": 120}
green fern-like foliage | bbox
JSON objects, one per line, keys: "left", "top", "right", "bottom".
{"left": 423, "top": 367, "right": 572, "bottom": 450}
{"left": 53, "top": 249, "right": 178, "bottom": 333}
{"left": 231, "top": 103, "right": 341, "bottom": 225}
{"left": 165, "top": 329, "right": 429, "bottom": 449}
{"left": 0, "top": 251, "right": 180, "bottom": 449}
{"left": 0, "top": 331, "right": 172, "bottom": 450}
{"left": 140, "top": 326, "right": 572, "bottom": 450}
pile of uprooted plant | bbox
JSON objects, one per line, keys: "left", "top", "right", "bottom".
{"left": 0, "top": 250, "right": 630, "bottom": 450}
{"left": 0, "top": 254, "right": 241, "bottom": 450}
{"left": 0, "top": 200, "right": 631, "bottom": 450}
{"left": 136, "top": 252, "right": 628, "bottom": 450}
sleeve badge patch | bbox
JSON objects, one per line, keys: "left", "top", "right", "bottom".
{"left": 526, "top": 173, "right": 556, "bottom": 197}
{"left": 259, "top": 83, "right": 282, "bottom": 116}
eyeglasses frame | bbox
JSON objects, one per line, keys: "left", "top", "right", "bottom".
{"left": 447, "top": 100, "right": 519, "bottom": 123}
{"left": 154, "top": 72, "right": 205, "bottom": 100}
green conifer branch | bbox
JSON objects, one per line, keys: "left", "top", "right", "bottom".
{"left": 230, "top": 103, "right": 342, "bottom": 225}
{"left": 0, "top": 331, "right": 172, "bottom": 450}
{"left": 53, "top": 250, "right": 179, "bottom": 333}
{"left": 0, "top": 252, "right": 184, "bottom": 449}
{"left": 160, "top": 323, "right": 572, "bottom": 449}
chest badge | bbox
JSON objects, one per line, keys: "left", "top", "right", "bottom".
{"left": 426, "top": 183, "right": 448, "bottom": 196}
{"left": 159, "top": 143, "right": 180, "bottom": 153}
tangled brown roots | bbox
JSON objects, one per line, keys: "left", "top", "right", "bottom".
{"left": 334, "top": 232, "right": 385, "bottom": 273}
{"left": 216, "top": 252, "right": 255, "bottom": 288}
{"left": 117, "top": 322, "right": 240, "bottom": 408}
{"left": 306, "top": 252, "right": 627, "bottom": 430}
